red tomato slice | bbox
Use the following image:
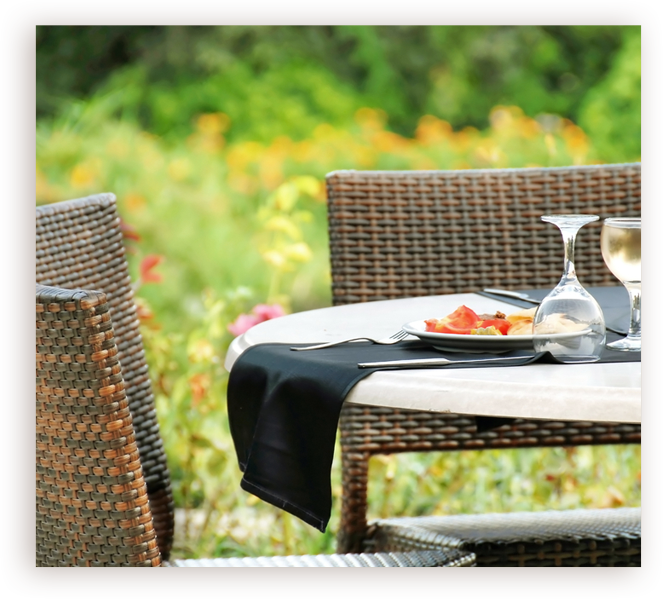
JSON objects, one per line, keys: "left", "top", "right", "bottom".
{"left": 436, "top": 322, "right": 474, "bottom": 335}
{"left": 476, "top": 319, "right": 511, "bottom": 335}
{"left": 425, "top": 306, "right": 480, "bottom": 335}
{"left": 445, "top": 305, "right": 479, "bottom": 328}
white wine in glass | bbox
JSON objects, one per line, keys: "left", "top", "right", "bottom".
{"left": 600, "top": 217, "right": 641, "bottom": 351}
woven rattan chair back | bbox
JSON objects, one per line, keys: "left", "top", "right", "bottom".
{"left": 327, "top": 164, "right": 641, "bottom": 303}
{"left": 326, "top": 164, "right": 641, "bottom": 553}
{"left": 36, "top": 194, "right": 174, "bottom": 561}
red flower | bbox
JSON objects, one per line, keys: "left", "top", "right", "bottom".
{"left": 120, "top": 218, "right": 142, "bottom": 242}
{"left": 140, "top": 255, "right": 164, "bottom": 284}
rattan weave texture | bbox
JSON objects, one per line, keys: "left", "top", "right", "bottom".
{"left": 36, "top": 285, "right": 161, "bottom": 566}
{"left": 368, "top": 508, "right": 641, "bottom": 567}
{"left": 35, "top": 281, "right": 474, "bottom": 568}
{"left": 36, "top": 195, "right": 175, "bottom": 559}
{"left": 327, "top": 165, "right": 641, "bottom": 303}
{"left": 326, "top": 165, "right": 642, "bottom": 554}
{"left": 35, "top": 194, "right": 475, "bottom": 568}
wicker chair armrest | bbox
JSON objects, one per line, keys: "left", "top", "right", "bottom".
{"left": 36, "top": 281, "right": 162, "bottom": 566}
{"left": 36, "top": 282, "right": 106, "bottom": 306}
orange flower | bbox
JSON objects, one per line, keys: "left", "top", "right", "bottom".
{"left": 124, "top": 193, "right": 146, "bottom": 212}
{"left": 189, "top": 373, "right": 210, "bottom": 407}
{"left": 139, "top": 255, "right": 164, "bottom": 284}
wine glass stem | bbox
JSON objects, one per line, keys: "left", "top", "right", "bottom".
{"left": 624, "top": 282, "right": 642, "bottom": 340}
{"left": 560, "top": 226, "right": 579, "bottom": 282}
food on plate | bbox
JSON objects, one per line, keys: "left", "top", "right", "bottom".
{"left": 470, "top": 325, "right": 503, "bottom": 336}
{"left": 424, "top": 304, "right": 586, "bottom": 336}
{"left": 504, "top": 307, "right": 537, "bottom": 336}
{"left": 425, "top": 305, "right": 536, "bottom": 336}
{"left": 506, "top": 320, "right": 534, "bottom": 336}
{"left": 425, "top": 305, "right": 512, "bottom": 336}
{"left": 534, "top": 312, "right": 588, "bottom": 335}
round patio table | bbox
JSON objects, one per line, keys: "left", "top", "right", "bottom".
{"left": 225, "top": 292, "right": 640, "bottom": 424}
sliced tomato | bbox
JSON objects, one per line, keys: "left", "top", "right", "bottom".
{"left": 436, "top": 321, "right": 474, "bottom": 335}
{"left": 425, "top": 305, "right": 480, "bottom": 335}
{"left": 476, "top": 318, "right": 511, "bottom": 335}
{"left": 445, "top": 305, "right": 479, "bottom": 328}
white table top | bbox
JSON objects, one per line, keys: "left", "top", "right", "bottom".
{"left": 225, "top": 293, "right": 641, "bottom": 424}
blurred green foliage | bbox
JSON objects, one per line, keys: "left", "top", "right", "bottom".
{"left": 37, "top": 25, "right": 640, "bottom": 160}
{"left": 36, "top": 26, "right": 640, "bottom": 559}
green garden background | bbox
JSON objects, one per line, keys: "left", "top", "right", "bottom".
{"left": 36, "top": 25, "right": 641, "bottom": 559}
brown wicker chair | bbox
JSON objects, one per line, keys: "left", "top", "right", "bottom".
{"left": 326, "top": 164, "right": 641, "bottom": 565}
{"left": 35, "top": 193, "right": 475, "bottom": 567}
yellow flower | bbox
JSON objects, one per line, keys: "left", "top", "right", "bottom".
{"left": 273, "top": 182, "right": 299, "bottom": 211}
{"left": 415, "top": 115, "right": 453, "bottom": 145}
{"left": 373, "top": 131, "right": 410, "bottom": 153}
{"left": 70, "top": 163, "right": 96, "bottom": 188}
{"left": 226, "top": 141, "right": 264, "bottom": 169}
{"left": 262, "top": 250, "right": 287, "bottom": 269}
{"left": 259, "top": 156, "right": 284, "bottom": 190}
{"left": 228, "top": 172, "right": 257, "bottom": 194}
{"left": 264, "top": 215, "right": 301, "bottom": 240}
{"left": 188, "top": 133, "right": 225, "bottom": 154}
{"left": 284, "top": 242, "right": 312, "bottom": 263}
{"left": 168, "top": 158, "right": 191, "bottom": 182}
{"left": 196, "top": 112, "right": 230, "bottom": 135}
{"left": 412, "top": 158, "right": 438, "bottom": 170}
{"left": 36, "top": 167, "right": 56, "bottom": 202}
{"left": 518, "top": 117, "right": 541, "bottom": 139}
{"left": 561, "top": 123, "right": 589, "bottom": 163}
{"left": 106, "top": 138, "right": 129, "bottom": 158}
{"left": 313, "top": 123, "right": 335, "bottom": 139}
{"left": 291, "top": 140, "right": 315, "bottom": 162}
{"left": 355, "top": 107, "right": 387, "bottom": 130}
{"left": 124, "top": 192, "right": 146, "bottom": 212}
{"left": 353, "top": 146, "right": 376, "bottom": 167}
{"left": 188, "top": 339, "right": 215, "bottom": 363}
{"left": 292, "top": 176, "right": 320, "bottom": 198}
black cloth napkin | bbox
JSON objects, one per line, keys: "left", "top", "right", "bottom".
{"left": 227, "top": 286, "right": 639, "bottom": 532}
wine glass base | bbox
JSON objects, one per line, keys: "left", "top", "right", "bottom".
{"left": 606, "top": 337, "right": 641, "bottom": 352}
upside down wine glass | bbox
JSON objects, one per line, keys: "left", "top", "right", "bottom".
{"left": 600, "top": 217, "right": 641, "bottom": 351}
{"left": 533, "top": 215, "right": 606, "bottom": 363}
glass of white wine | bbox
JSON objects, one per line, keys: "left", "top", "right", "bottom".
{"left": 533, "top": 215, "right": 606, "bottom": 362}
{"left": 600, "top": 217, "right": 641, "bottom": 351}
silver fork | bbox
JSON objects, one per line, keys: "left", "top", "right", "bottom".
{"left": 291, "top": 329, "right": 409, "bottom": 351}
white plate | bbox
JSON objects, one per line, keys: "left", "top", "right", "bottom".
{"left": 402, "top": 320, "right": 587, "bottom": 353}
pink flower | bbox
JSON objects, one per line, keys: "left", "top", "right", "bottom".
{"left": 227, "top": 314, "right": 262, "bottom": 336}
{"left": 252, "top": 304, "right": 286, "bottom": 320}
{"left": 227, "top": 303, "right": 286, "bottom": 337}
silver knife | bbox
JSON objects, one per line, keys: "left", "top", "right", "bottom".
{"left": 358, "top": 356, "right": 530, "bottom": 369}
{"left": 483, "top": 288, "right": 541, "bottom": 304}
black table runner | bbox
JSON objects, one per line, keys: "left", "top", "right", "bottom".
{"left": 227, "top": 287, "right": 640, "bottom": 532}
